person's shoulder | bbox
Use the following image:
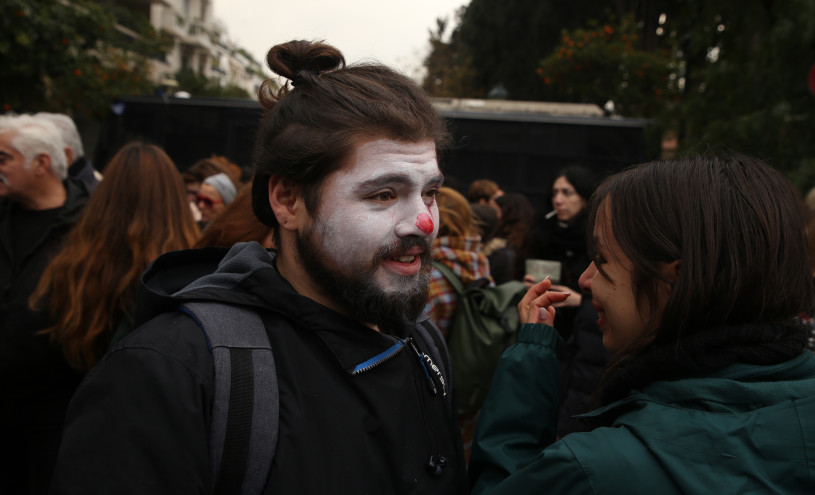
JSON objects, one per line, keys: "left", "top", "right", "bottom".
{"left": 104, "top": 310, "right": 212, "bottom": 377}
{"left": 555, "top": 426, "right": 661, "bottom": 488}
{"left": 60, "top": 177, "right": 90, "bottom": 222}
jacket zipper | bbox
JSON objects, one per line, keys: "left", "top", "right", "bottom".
{"left": 352, "top": 335, "right": 450, "bottom": 476}
{"left": 351, "top": 339, "right": 406, "bottom": 375}
{"left": 407, "top": 336, "right": 447, "bottom": 398}
{"left": 407, "top": 336, "right": 448, "bottom": 476}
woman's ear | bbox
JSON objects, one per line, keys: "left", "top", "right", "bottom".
{"left": 662, "top": 259, "right": 681, "bottom": 285}
{"left": 268, "top": 176, "right": 301, "bottom": 231}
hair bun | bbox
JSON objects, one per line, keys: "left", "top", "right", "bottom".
{"left": 266, "top": 40, "right": 345, "bottom": 84}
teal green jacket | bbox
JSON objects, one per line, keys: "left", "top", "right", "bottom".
{"left": 470, "top": 324, "right": 815, "bottom": 494}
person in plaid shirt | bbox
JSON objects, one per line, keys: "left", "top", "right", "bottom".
{"left": 425, "top": 187, "right": 493, "bottom": 340}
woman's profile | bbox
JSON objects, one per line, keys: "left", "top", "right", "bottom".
{"left": 470, "top": 154, "right": 815, "bottom": 494}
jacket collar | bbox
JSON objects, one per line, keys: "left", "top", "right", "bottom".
{"left": 578, "top": 351, "right": 815, "bottom": 422}
{"left": 0, "top": 177, "right": 88, "bottom": 262}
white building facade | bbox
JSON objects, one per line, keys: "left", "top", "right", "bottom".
{"left": 118, "top": 0, "right": 266, "bottom": 97}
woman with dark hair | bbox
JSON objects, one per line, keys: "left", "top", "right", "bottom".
{"left": 517, "top": 165, "right": 598, "bottom": 335}
{"left": 469, "top": 155, "right": 815, "bottom": 494}
{"left": 31, "top": 142, "right": 200, "bottom": 370}
{"left": 519, "top": 166, "right": 611, "bottom": 437}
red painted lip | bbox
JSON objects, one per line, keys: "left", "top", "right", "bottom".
{"left": 382, "top": 255, "right": 422, "bottom": 276}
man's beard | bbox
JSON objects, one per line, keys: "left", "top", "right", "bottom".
{"left": 295, "top": 225, "right": 432, "bottom": 335}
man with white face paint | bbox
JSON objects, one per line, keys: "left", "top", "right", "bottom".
{"left": 52, "top": 40, "right": 468, "bottom": 495}
{"left": 0, "top": 114, "right": 89, "bottom": 494}
{"left": 289, "top": 138, "right": 443, "bottom": 332}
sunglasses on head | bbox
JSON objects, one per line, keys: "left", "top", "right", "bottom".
{"left": 195, "top": 193, "right": 223, "bottom": 208}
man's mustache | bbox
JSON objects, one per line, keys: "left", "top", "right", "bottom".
{"left": 375, "top": 237, "right": 432, "bottom": 260}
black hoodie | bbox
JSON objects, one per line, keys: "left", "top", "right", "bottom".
{"left": 51, "top": 242, "right": 467, "bottom": 494}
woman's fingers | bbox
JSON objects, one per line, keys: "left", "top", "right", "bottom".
{"left": 518, "top": 278, "right": 571, "bottom": 324}
{"left": 548, "top": 284, "right": 581, "bottom": 309}
{"left": 519, "top": 277, "right": 551, "bottom": 308}
{"left": 522, "top": 274, "right": 538, "bottom": 288}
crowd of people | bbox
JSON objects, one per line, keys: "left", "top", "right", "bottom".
{"left": 1, "top": 37, "right": 814, "bottom": 494}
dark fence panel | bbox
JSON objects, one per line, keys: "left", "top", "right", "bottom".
{"left": 96, "top": 96, "right": 659, "bottom": 204}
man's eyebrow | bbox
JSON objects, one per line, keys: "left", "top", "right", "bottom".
{"left": 0, "top": 151, "right": 12, "bottom": 159}
{"left": 355, "top": 173, "right": 443, "bottom": 190}
{"left": 426, "top": 174, "right": 444, "bottom": 188}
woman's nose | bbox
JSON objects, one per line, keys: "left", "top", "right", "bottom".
{"left": 578, "top": 262, "right": 596, "bottom": 292}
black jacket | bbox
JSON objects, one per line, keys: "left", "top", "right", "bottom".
{"left": 0, "top": 178, "right": 89, "bottom": 495}
{"left": 67, "top": 157, "right": 100, "bottom": 193}
{"left": 0, "top": 178, "right": 89, "bottom": 366}
{"left": 51, "top": 242, "right": 467, "bottom": 494}
{"left": 517, "top": 213, "right": 592, "bottom": 339}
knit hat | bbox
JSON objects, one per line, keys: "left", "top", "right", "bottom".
{"left": 203, "top": 173, "right": 237, "bottom": 205}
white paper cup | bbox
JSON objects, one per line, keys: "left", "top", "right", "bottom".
{"left": 525, "top": 259, "right": 562, "bottom": 284}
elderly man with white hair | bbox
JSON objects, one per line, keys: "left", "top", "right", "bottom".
{"left": 0, "top": 113, "right": 89, "bottom": 495}
{"left": 35, "top": 112, "right": 101, "bottom": 192}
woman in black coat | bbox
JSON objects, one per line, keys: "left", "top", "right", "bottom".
{"left": 517, "top": 165, "right": 610, "bottom": 436}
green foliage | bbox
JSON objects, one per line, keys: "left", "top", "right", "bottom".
{"left": 425, "top": 0, "right": 815, "bottom": 187}
{"left": 665, "top": 0, "right": 815, "bottom": 187}
{"left": 451, "top": 0, "right": 611, "bottom": 100}
{"left": 537, "top": 16, "right": 679, "bottom": 117}
{"left": 422, "top": 13, "right": 480, "bottom": 97}
{"left": 0, "top": 0, "right": 171, "bottom": 116}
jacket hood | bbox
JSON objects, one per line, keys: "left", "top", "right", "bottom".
{"left": 134, "top": 241, "right": 438, "bottom": 376}
{"left": 134, "top": 242, "right": 278, "bottom": 327}
{"left": 134, "top": 241, "right": 406, "bottom": 337}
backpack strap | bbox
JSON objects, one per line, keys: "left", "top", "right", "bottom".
{"left": 180, "top": 302, "right": 278, "bottom": 495}
{"left": 432, "top": 261, "right": 466, "bottom": 295}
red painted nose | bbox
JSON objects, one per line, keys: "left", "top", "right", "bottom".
{"left": 416, "top": 213, "right": 434, "bottom": 234}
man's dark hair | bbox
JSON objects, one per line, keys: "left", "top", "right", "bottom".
{"left": 250, "top": 39, "right": 450, "bottom": 247}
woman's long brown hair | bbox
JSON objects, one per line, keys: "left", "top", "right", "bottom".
{"left": 31, "top": 142, "right": 200, "bottom": 371}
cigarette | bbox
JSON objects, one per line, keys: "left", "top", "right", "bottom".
{"left": 545, "top": 209, "right": 557, "bottom": 219}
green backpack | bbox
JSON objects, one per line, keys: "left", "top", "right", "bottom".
{"left": 433, "top": 261, "right": 528, "bottom": 416}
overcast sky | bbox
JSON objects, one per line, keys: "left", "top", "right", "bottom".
{"left": 212, "top": 0, "right": 468, "bottom": 81}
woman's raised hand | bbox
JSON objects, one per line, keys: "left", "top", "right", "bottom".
{"left": 518, "top": 277, "right": 571, "bottom": 325}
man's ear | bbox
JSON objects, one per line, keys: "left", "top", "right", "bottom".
{"left": 268, "top": 176, "right": 301, "bottom": 231}
{"left": 32, "top": 153, "right": 52, "bottom": 177}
